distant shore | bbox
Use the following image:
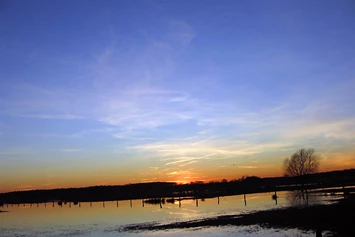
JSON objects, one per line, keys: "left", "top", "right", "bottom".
{"left": 1, "top": 169, "right": 354, "bottom": 205}
{"left": 123, "top": 195, "right": 355, "bottom": 237}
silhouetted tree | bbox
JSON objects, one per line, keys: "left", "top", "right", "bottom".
{"left": 283, "top": 148, "right": 319, "bottom": 186}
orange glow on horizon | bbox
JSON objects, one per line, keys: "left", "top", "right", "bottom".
{"left": 1, "top": 157, "right": 354, "bottom": 194}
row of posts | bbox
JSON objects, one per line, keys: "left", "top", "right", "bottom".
{"left": 2, "top": 186, "right": 351, "bottom": 210}
{"left": 1, "top": 191, "right": 280, "bottom": 209}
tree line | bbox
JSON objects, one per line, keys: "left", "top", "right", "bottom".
{"left": 1, "top": 148, "right": 353, "bottom": 205}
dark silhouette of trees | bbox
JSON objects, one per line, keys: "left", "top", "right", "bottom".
{"left": 2, "top": 169, "right": 355, "bottom": 205}
{"left": 283, "top": 148, "right": 320, "bottom": 186}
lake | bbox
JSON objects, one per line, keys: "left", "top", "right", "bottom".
{"left": 0, "top": 191, "right": 338, "bottom": 237}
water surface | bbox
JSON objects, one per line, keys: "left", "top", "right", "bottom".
{"left": 0, "top": 191, "right": 336, "bottom": 237}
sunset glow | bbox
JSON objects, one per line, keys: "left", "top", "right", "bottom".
{"left": 1, "top": 0, "right": 355, "bottom": 193}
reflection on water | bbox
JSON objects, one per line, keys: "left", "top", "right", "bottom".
{"left": 286, "top": 190, "right": 313, "bottom": 206}
{"left": 0, "top": 191, "right": 338, "bottom": 237}
{"left": 285, "top": 189, "right": 340, "bottom": 206}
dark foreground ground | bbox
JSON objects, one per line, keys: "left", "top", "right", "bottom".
{"left": 123, "top": 195, "right": 355, "bottom": 237}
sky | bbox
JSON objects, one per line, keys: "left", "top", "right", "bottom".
{"left": 0, "top": 0, "right": 355, "bottom": 193}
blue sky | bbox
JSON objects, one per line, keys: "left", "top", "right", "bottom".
{"left": 0, "top": 0, "right": 354, "bottom": 192}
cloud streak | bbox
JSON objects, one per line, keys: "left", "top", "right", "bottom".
{"left": 58, "top": 149, "right": 82, "bottom": 153}
{"left": 20, "top": 114, "right": 86, "bottom": 120}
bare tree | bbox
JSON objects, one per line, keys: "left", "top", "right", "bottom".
{"left": 283, "top": 148, "right": 320, "bottom": 177}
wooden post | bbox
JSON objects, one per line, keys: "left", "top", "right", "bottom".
{"left": 69, "top": 202, "right": 71, "bottom": 208}
{"left": 90, "top": 202, "right": 92, "bottom": 207}
{"left": 218, "top": 196, "right": 220, "bottom": 205}
{"left": 103, "top": 201, "right": 105, "bottom": 207}
{"left": 52, "top": 202, "right": 54, "bottom": 207}
{"left": 196, "top": 198, "right": 198, "bottom": 207}
{"left": 142, "top": 199, "right": 144, "bottom": 207}
{"left": 179, "top": 197, "right": 181, "bottom": 208}
{"left": 244, "top": 194, "right": 247, "bottom": 206}
{"left": 130, "top": 199, "right": 132, "bottom": 208}
{"left": 342, "top": 186, "right": 348, "bottom": 196}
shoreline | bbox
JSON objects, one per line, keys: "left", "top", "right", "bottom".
{"left": 123, "top": 195, "right": 355, "bottom": 237}
{"left": 1, "top": 169, "right": 354, "bottom": 205}
{"left": 1, "top": 185, "right": 353, "bottom": 206}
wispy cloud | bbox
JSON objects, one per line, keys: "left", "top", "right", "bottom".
{"left": 58, "top": 149, "right": 82, "bottom": 153}
{"left": 0, "top": 82, "right": 96, "bottom": 119}
{"left": 17, "top": 185, "right": 34, "bottom": 191}
{"left": 26, "top": 127, "right": 115, "bottom": 139}
{"left": 237, "top": 166, "right": 258, "bottom": 169}
{"left": 97, "top": 87, "right": 194, "bottom": 131}
{"left": 132, "top": 137, "right": 293, "bottom": 168}
{"left": 168, "top": 20, "right": 196, "bottom": 45}
{"left": 20, "top": 114, "right": 86, "bottom": 120}
{"left": 0, "top": 147, "right": 33, "bottom": 156}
